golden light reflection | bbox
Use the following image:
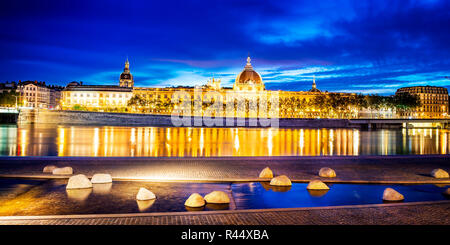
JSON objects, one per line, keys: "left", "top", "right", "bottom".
{"left": 19, "top": 129, "right": 27, "bottom": 156}
{"left": 93, "top": 127, "right": 99, "bottom": 157}
{"left": 52, "top": 127, "right": 365, "bottom": 156}
{"left": 4, "top": 126, "right": 450, "bottom": 157}
{"left": 299, "top": 129, "right": 304, "bottom": 155}
{"left": 353, "top": 130, "right": 359, "bottom": 156}
{"left": 442, "top": 132, "right": 447, "bottom": 154}
{"left": 267, "top": 128, "right": 273, "bottom": 156}
{"left": 104, "top": 127, "right": 108, "bottom": 156}
{"left": 58, "top": 128, "right": 65, "bottom": 156}
{"left": 66, "top": 189, "right": 92, "bottom": 202}
{"left": 137, "top": 199, "right": 156, "bottom": 212}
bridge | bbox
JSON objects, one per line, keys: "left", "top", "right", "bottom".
{"left": 349, "top": 118, "right": 450, "bottom": 129}
{"left": 0, "top": 107, "right": 19, "bottom": 123}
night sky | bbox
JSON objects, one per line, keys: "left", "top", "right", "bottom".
{"left": 1, "top": 0, "right": 449, "bottom": 94}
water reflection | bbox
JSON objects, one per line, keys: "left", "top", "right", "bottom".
{"left": 307, "top": 189, "right": 330, "bottom": 197}
{"left": 260, "top": 182, "right": 292, "bottom": 192}
{"left": 205, "top": 203, "right": 229, "bottom": 210}
{"left": 66, "top": 188, "right": 92, "bottom": 202}
{"left": 136, "top": 199, "right": 156, "bottom": 212}
{"left": 232, "top": 183, "right": 449, "bottom": 210}
{"left": 0, "top": 125, "right": 449, "bottom": 157}
{"left": 92, "top": 183, "right": 113, "bottom": 195}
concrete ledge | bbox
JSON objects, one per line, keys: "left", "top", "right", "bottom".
{"left": 1, "top": 155, "right": 449, "bottom": 184}
{"left": 1, "top": 200, "right": 449, "bottom": 221}
{"left": 1, "top": 174, "right": 450, "bottom": 184}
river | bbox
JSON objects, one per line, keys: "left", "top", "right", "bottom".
{"left": 0, "top": 124, "right": 448, "bottom": 157}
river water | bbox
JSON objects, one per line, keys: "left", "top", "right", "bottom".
{"left": 0, "top": 124, "right": 449, "bottom": 157}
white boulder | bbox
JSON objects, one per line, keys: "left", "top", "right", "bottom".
{"left": 136, "top": 187, "right": 156, "bottom": 201}
{"left": 66, "top": 174, "right": 92, "bottom": 189}
{"left": 91, "top": 173, "right": 113, "bottom": 184}
{"left": 319, "top": 167, "right": 336, "bottom": 178}
{"left": 431, "top": 169, "right": 449, "bottom": 179}
{"left": 204, "top": 191, "right": 230, "bottom": 204}
{"left": 52, "top": 167, "right": 73, "bottom": 175}
{"left": 259, "top": 167, "right": 274, "bottom": 178}
{"left": 382, "top": 188, "right": 404, "bottom": 201}
{"left": 306, "top": 180, "right": 330, "bottom": 190}
{"left": 43, "top": 165, "right": 57, "bottom": 173}
{"left": 184, "top": 193, "right": 205, "bottom": 207}
{"left": 269, "top": 175, "right": 292, "bottom": 186}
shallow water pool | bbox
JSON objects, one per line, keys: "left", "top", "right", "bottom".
{"left": 0, "top": 178, "right": 448, "bottom": 216}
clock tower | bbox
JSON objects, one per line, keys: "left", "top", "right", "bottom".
{"left": 119, "top": 58, "right": 134, "bottom": 87}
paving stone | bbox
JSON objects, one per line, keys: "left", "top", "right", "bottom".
{"left": 0, "top": 155, "right": 449, "bottom": 183}
{"left": 0, "top": 202, "right": 449, "bottom": 225}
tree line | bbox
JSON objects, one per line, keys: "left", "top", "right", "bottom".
{"left": 126, "top": 92, "right": 420, "bottom": 118}
{"left": 279, "top": 93, "right": 420, "bottom": 118}
{"left": 0, "top": 91, "right": 20, "bottom": 107}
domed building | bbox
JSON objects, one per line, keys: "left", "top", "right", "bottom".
{"left": 119, "top": 58, "right": 134, "bottom": 88}
{"left": 61, "top": 55, "right": 358, "bottom": 119}
{"left": 233, "top": 56, "right": 265, "bottom": 92}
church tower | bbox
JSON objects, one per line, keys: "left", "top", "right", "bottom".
{"left": 309, "top": 75, "right": 320, "bottom": 92}
{"left": 119, "top": 58, "right": 134, "bottom": 87}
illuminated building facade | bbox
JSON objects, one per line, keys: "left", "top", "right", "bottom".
{"left": 62, "top": 83, "right": 132, "bottom": 109}
{"left": 396, "top": 86, "right": 449, "bottom": 118}
{"left": 61, "top": 56, "right": 349, "bottom": 117}
{"left": 18, "top": 81, "right": 51, "bottom": 108}
{"left": 61, "top": 60, "right": 134, "bottom": 110}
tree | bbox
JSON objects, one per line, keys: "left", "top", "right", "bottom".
{"left": 127, "top": 95, "right": 149, "bottom": 111}
{"left": 393, "top": 92, "right": 421, "bottom": 110}
{"left": 72, "top": 104, "right": 87, "bottom": 111}
{"left": 0, "top": 91, "right": 19, "bottom": 107}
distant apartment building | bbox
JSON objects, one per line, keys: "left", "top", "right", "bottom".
{"left": 17, "top": 81, "right": 63, "bottom": 109}
{"left": 396, "top": 86, "right": 449, "bottom": 118}
{"left": 48, "top": 85, "right": 63, "bottom": 109}
{"left": 17, "top": 81, "right": 50, "bottom": 108}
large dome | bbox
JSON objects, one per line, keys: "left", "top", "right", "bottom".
{"left": 234, "top": 56, "right": 264, "bottom": 91}
{"left": 236, "top": 69, "right": 262, "bottom": 85}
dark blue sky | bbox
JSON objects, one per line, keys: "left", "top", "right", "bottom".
{"left": 1, "top": 0, "right": 449, "bottom": 94}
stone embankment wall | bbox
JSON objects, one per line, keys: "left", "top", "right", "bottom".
{"left": 18, "top": 110, "right": 357, "bottom": 128}
{"left": 0, "top": 112, "right": 18, "bottom": 123}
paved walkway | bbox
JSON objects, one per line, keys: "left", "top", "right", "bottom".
{"left": 0, "top": 155, "right": 449, "bottom": 183}
{"left": 1, "top": 201, "right": 449, "bottom": 225}
{"left": 0, "top": 156, "right": 449, "bottom": 225}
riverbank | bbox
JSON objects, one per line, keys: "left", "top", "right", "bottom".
{"left": 17, "top": 110, "right": 450, "bottom": 128}
{"left": 0, "top": 112, "right": 18, "bottom": 124}
{"left": 1, "top": 155, "right": 449, "bottom": 184}
{"left": 19, "top": 109, "right": 355, "bottom": 128}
